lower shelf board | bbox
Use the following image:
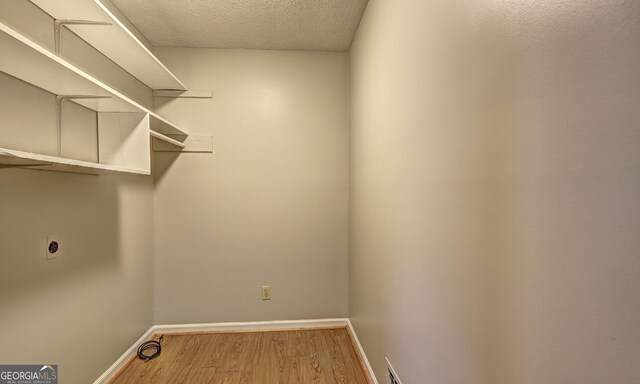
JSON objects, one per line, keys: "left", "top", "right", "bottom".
{"left": 0, "top": 148, "right": 150, "bottom": 175}
{"left": 152, "top": 135, "right": 213, "bottom": 153}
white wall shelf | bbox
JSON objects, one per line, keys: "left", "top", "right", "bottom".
{"left": 152, "top": 135, "right": 214, "bottom": 153}
{"left": 29, "top": 0, "right": 187, "bottom": 91}
{"left": 150, "top": 130, "right": 186, "bottom": 149}
{"left": 0, "top": 148, "right": 149, "bottom": 175}
{"left": 0, "top": 21, "right": 169, "bottom": 175}
{"left": 0, "top": 113, "right": 152, "bottom": 175}
{"left": 149, "top": 112, "right": 188, "bottom": 136}
{"left": 0, "top": 20, "right": 189, "bottom": 136}
{"left": 0, "top": 13, "right": 202, "bottom": 175}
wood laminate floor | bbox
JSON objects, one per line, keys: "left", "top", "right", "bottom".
{"left": 111, "top": 327, "right": 371, "bottom": 384}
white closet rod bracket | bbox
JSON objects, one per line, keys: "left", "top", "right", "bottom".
{"left": 56, "top": 95, "right": 111, "bottom": 156}
{"left": 54, "top": 19, "right": 111, "bottom": 56}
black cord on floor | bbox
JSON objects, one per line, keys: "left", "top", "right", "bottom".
{"left": 137, "top": 334, "right": 164, "bottom": 362}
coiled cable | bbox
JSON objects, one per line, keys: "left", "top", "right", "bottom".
{"left": 137, "top": 335, "right": 164, "bottom": 362}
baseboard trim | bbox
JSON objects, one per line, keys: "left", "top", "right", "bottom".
{"left": 154, "top": 318, "right": 349, "bottom": 334}
{"left": 92, "top": 325, "right": 155, "bottom": 384}
{"left": 347, "top": 319, "right": 379, "bottom": 384}
{"left": 94, "top": 318, "right": 377, "bottom": 384}
{"left": 385, "top": 357, "right": 404, "bottom": 384}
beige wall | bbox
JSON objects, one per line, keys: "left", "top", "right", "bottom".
{"left": 4, "top": 1, "right": 639, "bottom": 383}
{"left": 152, "top": 48, "right": 350, "bottom": 323}
{"left": 0, "top": 172, "right": 154, "bottom": 384}
{"left": 0, "top": 2, "right": 155, "bottom": 383}
{"left": 349, "top": 0, "right": 640, "bottom": 383}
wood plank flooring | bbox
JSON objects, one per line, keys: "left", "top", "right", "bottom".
{"left": 110, "top": 327, "right": 370, "bottom": 384}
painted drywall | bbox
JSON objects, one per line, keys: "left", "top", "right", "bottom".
{"left": 0, "top": 171, "right": 154, "bottom": 384}
{"left": 152, "top": 48, "right": 349, "bottom": 324}
{"left": 0, "top": 2, "right": 155, "bottom": 383}
{"left": 349, "top": 0, "right": 640, "bottom": 383}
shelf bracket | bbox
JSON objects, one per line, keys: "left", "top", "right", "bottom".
{"left": 56, "top": 95, "right": 111, "bottom": 157}
{"left": 54, "top": 19, "right": 111, "bottom": 56}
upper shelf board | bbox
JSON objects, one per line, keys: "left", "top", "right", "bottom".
{"left": 0, "top": 21, "right": 138, "bottom": 112}
{"left": 0, "top": 21, "right": 188, "bottom": 135}
{"left": 29, "top": 0, "right": 187, "bottom": 91}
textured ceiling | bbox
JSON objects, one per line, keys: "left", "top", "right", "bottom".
{"left": 110, "top": 0, "right": 368, "bottom": 51}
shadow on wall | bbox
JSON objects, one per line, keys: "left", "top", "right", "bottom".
{"left": 0, "top": 169, "right": 122, "bottom": 348}
{"left": 152, "top": 150, "right": 180, "bottom": 184}
{"left": 0, "top": 168, "right": 152, "bottom": 383}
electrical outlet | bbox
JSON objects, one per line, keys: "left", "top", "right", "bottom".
{"left": 261, "top": 286, "right": 271, "bottom": 300}
{"left": 46, "top": 236, "right": 61, "bottom": 260}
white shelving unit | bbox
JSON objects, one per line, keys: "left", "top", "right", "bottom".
{"left": 29, "top": 0, "right": 187, "bottom": 91}
{"left": 0, "top": 19, "right": 190, "bottom": 175}
{"left": 0, "top": 21, "right": 188, "bottom": 135}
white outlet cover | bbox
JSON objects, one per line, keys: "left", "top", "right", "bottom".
{"left": 262, "top": 286, "right": 272, "bottom": 300}
{"left": 46, "top": 236, "right": 61, "bottom": 260}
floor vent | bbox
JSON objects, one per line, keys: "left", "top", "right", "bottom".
{"left": 386, "top": 357, "right": 403, "bottom": 384}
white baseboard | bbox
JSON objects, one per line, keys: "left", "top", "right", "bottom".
{"left": 154, "top": 318, "right": 348, "bottom": 334}
{"left": 94, "top": 318, "right": 377, "bottom": 384}
{"left": 93, "top": 325, "right": 155, "bottom": 384}
{"left": 347, "top": 319, "right": 379, "bottom": 384}
{"left": 385, "top": 357, "right": 404, "bottom": 384}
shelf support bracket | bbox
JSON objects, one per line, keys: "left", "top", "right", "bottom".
{"left": 56, "top": 95, "right": 111, "bottom": 157}
{"left": 54, "top": 20, "right": 111, "bottom": 56}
